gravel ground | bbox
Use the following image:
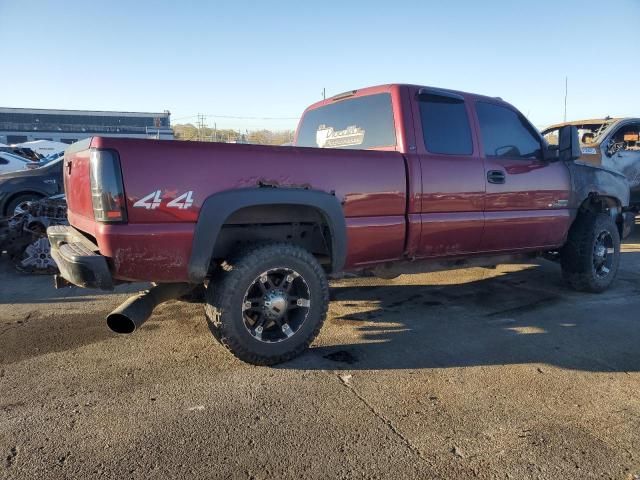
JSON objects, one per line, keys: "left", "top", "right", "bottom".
{"left": 1, "top": 228, "right": 640, "bottom": 479}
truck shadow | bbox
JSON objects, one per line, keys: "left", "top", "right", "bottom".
{"left": 0, "top": 258, "right": 148, "bottom": 304}
{"left": 288, "top": 249, "right": 640, "bottom": 373}
{"left": 0, "top": 258, "right": 152, "bottom": 364}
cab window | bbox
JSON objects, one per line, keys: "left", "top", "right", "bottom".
{"left": 606, "top": 122, "right": 640, "bottom": 156}
{"left": 419, "top": 93, "right": 473, "bottom": 155}
{"left": 476, "top": 102, "right": 543, "bottom": 160}
{"left": 296, "top": 93, "right": 396, "bottom": 150}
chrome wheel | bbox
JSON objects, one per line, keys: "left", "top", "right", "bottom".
{"left": 18, "top": 237, "right": 56, "bottom": 273}
{"left": 593, "top": 230, "right": 615, "bottom": 278}
{"left": 242, "top": 268, "right": 311, "bottom": 343}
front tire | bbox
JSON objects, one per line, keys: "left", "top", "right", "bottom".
{"left": 204, "top": 243, "right": 329, "bottom": 365}
{"left": 561, "top": 213, "right": 621, "bottom": 293}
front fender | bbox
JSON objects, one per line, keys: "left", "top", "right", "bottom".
{"left": 568, "top": 161, "right": 630, "bottom": 208}
{"left": 187, "top": 188, "right": 347, "bottom": 283}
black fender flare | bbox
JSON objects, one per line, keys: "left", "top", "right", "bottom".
{"left": 187, "top": 188, "right": 347, "bottom": 283}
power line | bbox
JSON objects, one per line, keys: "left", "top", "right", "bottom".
{"left": 171, "top": 113, "right": 299, "bottom": 122}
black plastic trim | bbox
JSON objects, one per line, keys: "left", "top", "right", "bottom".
{"left": 417, "top": 87, "right": 465, "bottom": 101}
{"left": 188, "top": 188, "right": 347, "bottom": 283}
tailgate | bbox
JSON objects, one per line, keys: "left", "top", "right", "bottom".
{"left": 63, "top": 139, "right": 94, "bottom": 224}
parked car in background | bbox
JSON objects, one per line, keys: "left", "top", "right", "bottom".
{"left": 542, "top": 118, "right": 640, "bottom": 206}
{"left": 0, "top": 158, "right": 63, "bottom": 217}
{"left": 0, "top": 151, "right": 36, "bottom": 174}
{"left": 13, "top": 140, "right": 68, "bottom": 157}
{"left": 23, "top": 151, "right": 66, "bottom": 170}
{"left": 0, "top": 146, "right": 42, "bottom": 162}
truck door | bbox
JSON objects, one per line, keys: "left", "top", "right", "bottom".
{"left": 411, "top": 88, "right": 486, "bottom": 258}
{"left": 474, "top": 101, "right": 571, "bottom": 252}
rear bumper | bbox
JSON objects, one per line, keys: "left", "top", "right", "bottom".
{"left": 47, "top": 225, "right": 114, "bottom": 290}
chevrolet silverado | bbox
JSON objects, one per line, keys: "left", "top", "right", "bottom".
{"left": 48, "top": 84, "right": 635, "bottom": 365}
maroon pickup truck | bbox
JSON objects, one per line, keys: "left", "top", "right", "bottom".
{"left": 49, "top": 84, "right": 635, "bottom": 365}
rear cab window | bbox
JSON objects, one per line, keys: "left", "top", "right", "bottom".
{"left": 418, "top": 91, "right": 473, "bottom": 155}
{"left": 476, "top": 102, "right": 543, "bottom": 160}
{"left": 295, "top": 93, "right": 396, "bottom": 150}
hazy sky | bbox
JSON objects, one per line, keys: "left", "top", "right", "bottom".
{"left": 1, "top": 0, "right": 638, "bottom": 130}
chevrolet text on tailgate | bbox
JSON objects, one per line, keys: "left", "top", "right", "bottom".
{"left": 49, "top": 84, "right": 635, "bottom": 365}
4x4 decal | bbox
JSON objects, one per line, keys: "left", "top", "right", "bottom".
{"left": 134, "top": 190, "right": 194, "bottom": 210}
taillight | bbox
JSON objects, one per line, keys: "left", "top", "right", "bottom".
{"left": 90, "top": 149, "right": 127, "bottom": 223}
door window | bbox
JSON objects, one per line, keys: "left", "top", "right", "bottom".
{"left": 476, "top": 102, "right": 543, "bottom": 160}
{"left": 606, "top": 122, "right": 640, "bottom": 156}
{"left": 419, "top": 93, "right": 473, "bottom": 155}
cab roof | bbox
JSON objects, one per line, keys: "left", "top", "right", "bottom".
{"left": 304, "top": 83, "right": 511, "bottom": 113}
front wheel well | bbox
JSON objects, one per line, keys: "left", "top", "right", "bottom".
{"left": 576, "top": 194, "right": 624, "bottom": 237}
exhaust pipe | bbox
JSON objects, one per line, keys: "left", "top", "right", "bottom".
{"left": 107, "top": 283, "right": 193, "bottom": 334}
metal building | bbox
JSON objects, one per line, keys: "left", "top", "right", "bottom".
{"left": 0, "top": 107, "right": 173, "bottom": 145}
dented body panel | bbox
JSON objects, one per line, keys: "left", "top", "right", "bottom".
{"left": 66, "top": 135, "right": 407, "bottom": 281}
{"left": 567, "top": 162, "right": 630, "bottom": 210}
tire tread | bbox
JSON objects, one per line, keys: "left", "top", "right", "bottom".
{"left": 204, "top": 243, "right": 329, "bottom": 365}
{"left": 561, "top": 212, "right": 620, "bottom": 293}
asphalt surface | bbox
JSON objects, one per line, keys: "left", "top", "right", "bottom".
{"left": 1, "top": 227, "right": 640, "bottom": 479}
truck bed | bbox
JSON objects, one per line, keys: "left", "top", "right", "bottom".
{"left": 64, "top": 137, "right": 409, "bottom": 281}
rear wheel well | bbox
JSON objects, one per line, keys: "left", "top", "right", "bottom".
{"left": 211, "top": 204, "right": 334, "bottom": 271}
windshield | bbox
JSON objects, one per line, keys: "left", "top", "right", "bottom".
{"left": 295, "top": 93, "right": 396, "bottom": 150}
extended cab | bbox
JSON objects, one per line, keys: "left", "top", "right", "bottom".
{"left": 49, "top": 84, "right": 635, "bottom": 365}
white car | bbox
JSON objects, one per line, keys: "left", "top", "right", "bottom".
{"left": 0, "top": 152, "right": 32, "bottom": 174}
{"left": 13, "top": 140, "right": 68, "bottom": 157}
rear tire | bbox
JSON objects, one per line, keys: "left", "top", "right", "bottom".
{"left": 561, "top": 213, "right": 620, "bottom": 293}
{"left": 204, "top": 243, "right": 329, "bottom": 365}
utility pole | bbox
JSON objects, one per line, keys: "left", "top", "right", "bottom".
{"left": 196, "top": 113, "right": 202, "bottom": 141}
{"left": 196, "top": 113, "right": 208, "bottom": 141}
{"left": 563, "top": 76, "right": 568, "bottom": 122}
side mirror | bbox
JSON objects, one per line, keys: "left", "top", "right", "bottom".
{"left": 558, "top": 125, "right": 581, "bottom": 162}
{"left": 543, "top": 144, "right": 559, "bottom": 162}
